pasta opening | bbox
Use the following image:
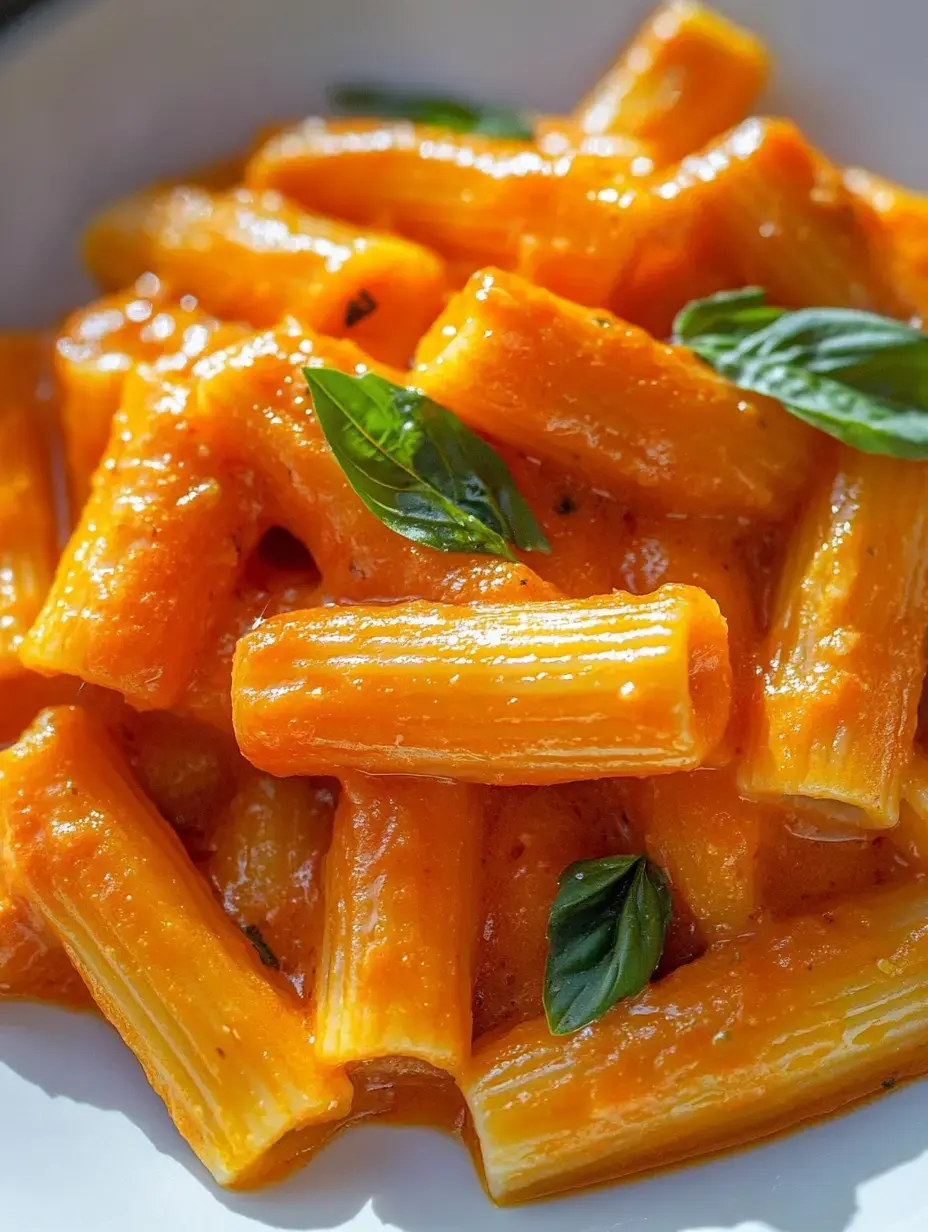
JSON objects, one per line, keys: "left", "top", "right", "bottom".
{"left": 253, "top": 525, "right": 317, "bottom": 576}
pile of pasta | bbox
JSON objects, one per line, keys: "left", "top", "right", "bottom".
{"left": 5, "top": 0, "right": 928, "bottom": 1205}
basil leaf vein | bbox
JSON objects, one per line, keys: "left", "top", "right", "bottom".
{"left": 331, "top": 85, "right": 534, "bottom": 140}
{"left": 304, "top": 367, "right": 550, "bottom": 559}
{"left": 672, "top": 289, "right": 928, "bottom": 457}
{"left": 544, "top": 854, "right": 672, "bottom": 1036}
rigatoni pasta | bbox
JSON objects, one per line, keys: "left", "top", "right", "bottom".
{"left": 613, "top": 511, "right": 760, "bottom": 763}
{"left": 845, "top": 167, "right": 928, "bottom": 321}
{"left": 624, "top": 769, "right": 766, "bottom": 940}
{"left": 247, "top": 120, "right": 555, "bottom": 271}
{"left": 0, "top": 762, "right": 89, "bottom": 1006}
{"left": 315, "top": 774, "right": 482, "bottom": 1072}
{"left": 414, "top": 268, "right": 819, "bottom": 517}
{"left": 572, "top": 0, "right": 769, "bottom": 162}
{"left": 22, "top": 367, "right": 264, "bottom": 709}
{"left": 176, "top": 563, "right": 322, "bottom": 734}
{"left": 518, "top": 117, "right": 910, "bottom": 334}
{"left": 85, "top": 185, "right": 448, "bottom": 368}
{"left": 204, "top": 771, "right": 336, "bottom": 999}
{"left": 191, "top": 322, "right": 559, "bottom": 605}
{"left": 464, "top": 882, "right": 928, "bottom": 1203}
{"left": 683, "top": 118, "right": 909, "bottom": 315}
{"left": 739, "top": 449, "right": 928, "bottom": 828}
{"left": 1, "top": 707, "right": 352, "bottom": 1186}
{"left": 55, "top": 279, "right": 243, "bottom": 509}
{"left": 231, "top": 586, "right": 732, "bottom": 784}
{"left": 6, "top": 0, "right": 928, "bottom": 1211}
{"left": 0, "top": 880, "right": 88, "bottom": 1006}
{"left": 0, "top": 335, "right": 58, "bottom": 679}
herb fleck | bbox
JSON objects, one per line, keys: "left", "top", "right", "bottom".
{"left": 345, "top": 289, "right": 378, "bottom": 328}
{"left": 243, "top": 923, "right": 280, "bottom": 970}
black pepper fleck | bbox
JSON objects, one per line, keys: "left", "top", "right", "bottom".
{"left": 344, "top": 289, "right": 378, "bottom": 328}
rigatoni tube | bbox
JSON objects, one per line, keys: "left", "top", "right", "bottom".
{"left": 687, "top": 118, "right": 909, "bottom": 315}
{"left": 84, "top": 185, "right": 448, "bottom": 367}
{"left": 246, "top": 120, "right": 554, "bottom": 269}
{"left": 624, "top": 768, "right": 766, "bottom": 940}
{"left": 739, "top": 449, "right": 928, "bottom": 827}
{"left": 1, "top": 707, "right": 352, "bottom": 1186}
{"left": 315, "top": 774, "right": 482, "bottom": 1072}
{"left": 0, "top": 335, "right": 58, "bottom": 679}
{"left": 414, "top": 268, "right": 818, "bottom": 517}
{"left": 204, "top": 771, "right": 335, "bottom": 1001}
{"left": 0, "top": 885, "right": 90, "bottom": 1006}
{"left": 572, "top": 0, "right": 768, "bottom": 162}
{"left": 21, "top": 370, "right": 263, "bottom": 710}
{"left": 464, "top": 881, "right": 928, "bottom": 1203}
{"left": 54, "top": 282, "right": 242, "bottom": 510}
{"left": 0, "top": 764, "right": 89, "bottom": 1005}
{"left": 232, "top": 585, "right": 731, "bottom": 784}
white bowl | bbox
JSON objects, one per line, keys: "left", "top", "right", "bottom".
{"left": 3, "top": 1, "right": 928, "bottom": 1229}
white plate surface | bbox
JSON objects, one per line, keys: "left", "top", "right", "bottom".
{"left": 2, "top": 1, "right": 928, "bottom": 1229}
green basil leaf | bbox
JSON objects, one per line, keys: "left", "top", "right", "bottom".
{"left": 709, "top": 352, "right": 928, "bottom": 457}
{"left": 331, "top": 85, "right": 534, "bottom": 140}
{"left": 727, "top": 307, "right": 928, "bottom": 403}
{"left": 673, "top": 289, "right": 928, "bottom": 458}
{"left": 672, "top": 287, "right": 787, "bottom": 346}
{"left": 544, "top": 855, "right": 672, "bottom": 1036}
{"left": 304, "top": 367, "right": 550, "bottom": 559}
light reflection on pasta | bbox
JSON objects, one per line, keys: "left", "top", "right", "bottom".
{"left": 3, "top": 0, "right": 928, "bottom": 1208}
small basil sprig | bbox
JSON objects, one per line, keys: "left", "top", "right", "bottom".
{"left": 304, "top": 368, "right": 550, "bottom": 560}
{"left": 544, "top": 855, "right": 671, "bottom": 1036}
{"left": 331, "top": 85, "right": 533, "bottom": 140}
{"left": 673, "top": 288, "right": 928, "bottom": 458}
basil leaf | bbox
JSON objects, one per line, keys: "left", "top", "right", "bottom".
{"left": 673, "top": 287, "right": 787, "bottom": 346}
{"left": 727, "top": 308, "right": 928, "bottom": 403}
{"left": 709, "top": 352, "right": 928, "bottom": 457}
{"left": 672, "top": 289, "right": 928, "bottom": 458}
{"left": 304, "top": 368, "right": 550, "bottom": 559}
{"left": 331, "top": 85, "right": 534, "bottom": 140}
{"left": 544, "top": 855, "right": 672, "bottom": 1036}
